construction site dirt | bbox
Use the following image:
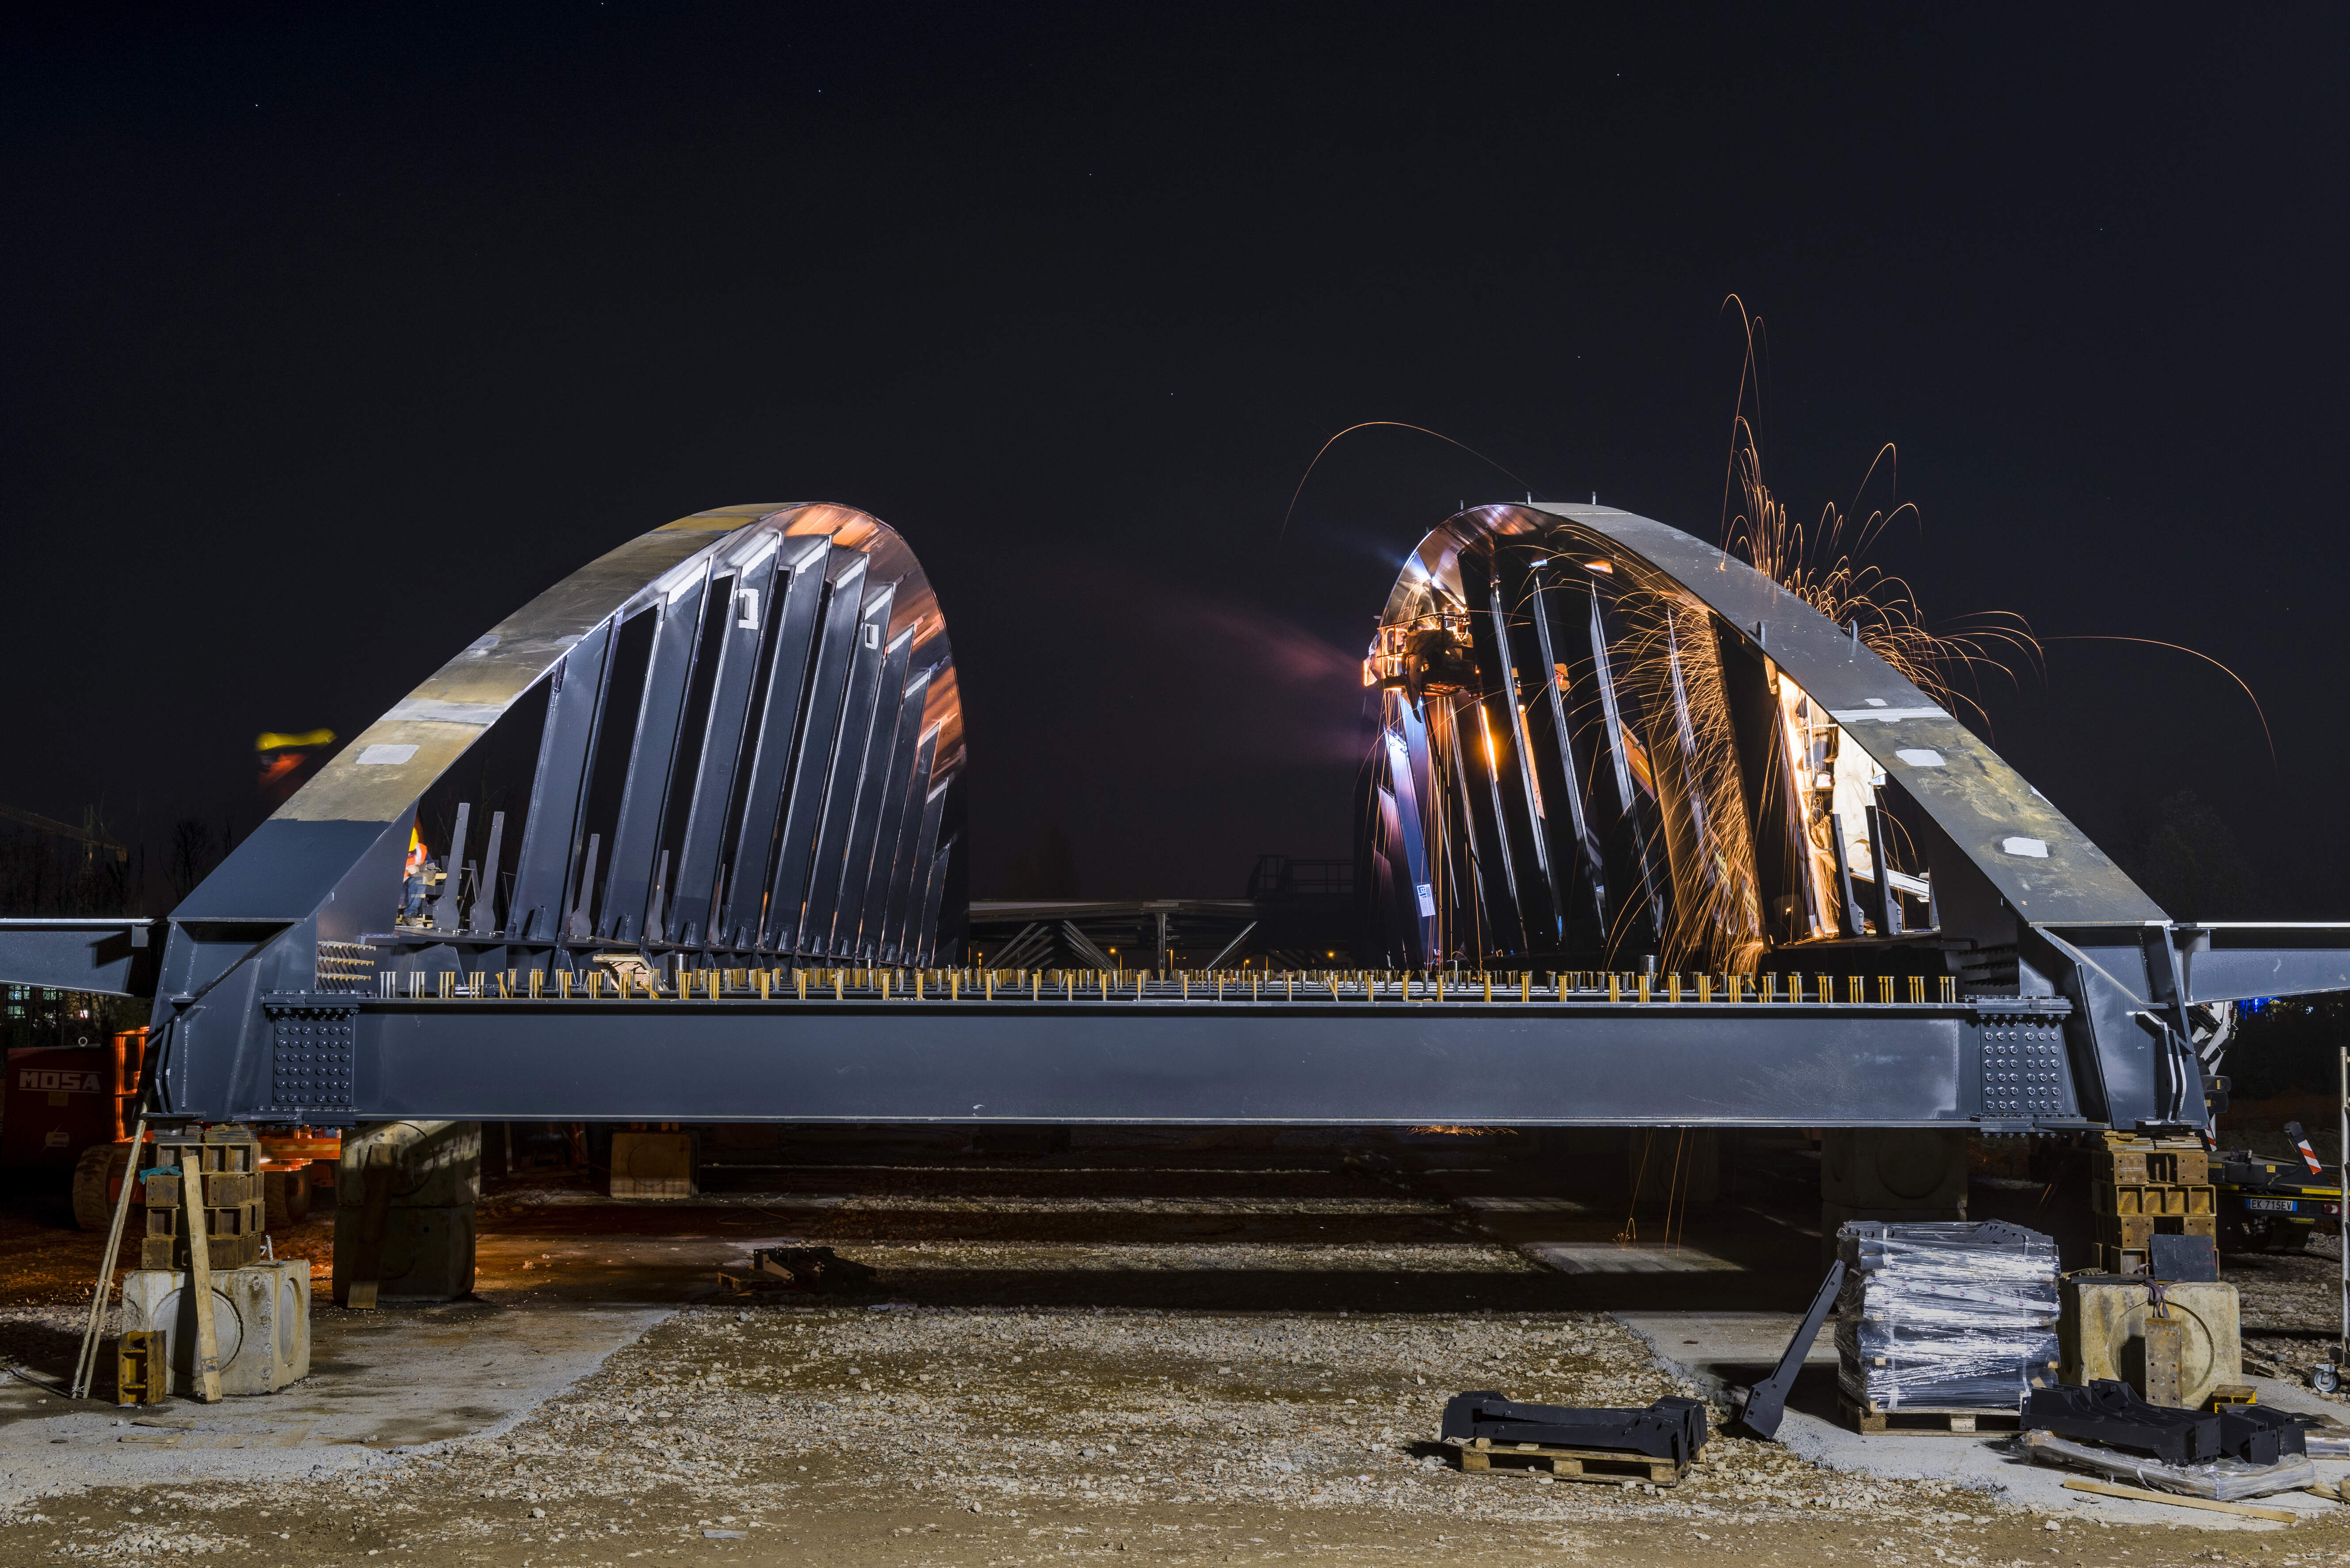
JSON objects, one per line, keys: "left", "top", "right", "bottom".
{"left": 4, "top": 1133, "right": 2350, "bottom": 1566}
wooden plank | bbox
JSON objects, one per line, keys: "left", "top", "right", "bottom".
{"left": 70, "top": 1118, "right": 148, "bottom": 1400}
{"left": 1838, "top": 1396, "right": 2020, "bottom": 1436}
{"left": 178, "top": 1148, "right": 223, "bottom": 1404}
{"left": 1450, "top": 1441, "right": 1687, "bottom": 1485}
{"left": 2060, "top": 1478, "right": 2298, "bottom": 1522}
{"left": 2144, "top": 1317, "right": 2186, "bottom": 1408}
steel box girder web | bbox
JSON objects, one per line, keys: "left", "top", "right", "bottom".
{"left": 236, "top": 984, "right": 2054, "bottom": 1127}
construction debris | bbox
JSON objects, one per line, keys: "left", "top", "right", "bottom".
{"left": 1440, "top": 1391, "right": 1707, "bottom": 1468}
{"left": 2022, "top": 1427, "right": 2316, "bottom": 1500}
{"left": 2219, "top": 1402, "right": 2311, "bottom": 1465}
{"left": 730, "top": 1246, "right": 878, "bottom": 1295}
{"left": 2058, "top": 1476, "right": 2300, "bottom": 1522}
{"left": 2025, "top": 1380, "right": 2222, "bottom": 1465}
{"left": 1736, "top": 1259, "right": 1843, "bottom": 1439}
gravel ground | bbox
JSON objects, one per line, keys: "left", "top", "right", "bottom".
{"left": 0, "top": 1266, "right": 2070, "bottom": 1566}
{"left": 2236, "top": 1232, "right": 2346, "bottom": 1396}
{"left": 11, "top": 1150, "right": 2350, "bottom": 1564}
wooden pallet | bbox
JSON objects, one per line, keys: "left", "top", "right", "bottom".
{"left": 716, "top": 1269, "right": 804, "bottom": 1296}
{"left": 1456, "top": 1438, "right": 1687, "bottom": 1484}
{"left": 1838, "top": 1396, "right": 2023, "bottom": 1436}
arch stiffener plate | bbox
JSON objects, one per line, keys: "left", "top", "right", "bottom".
{"left": 1360, "top": 502, "right": 2161, "bottom": 975}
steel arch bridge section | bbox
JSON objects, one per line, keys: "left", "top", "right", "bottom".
{"left": 13, "top": 497, "right": 2345, "bottom": 1137}
{"left": 142, "top": 503, "right": 964, "bottom": 1122}
{"left": 1359, "top": 502, "right": 2165, "bottom": 962}
{"left": 1357, "top": 501, "right": 2350, "bottom": 1131}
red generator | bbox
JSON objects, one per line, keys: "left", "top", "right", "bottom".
{"left": 3, "top": 1045, "right": 120, "bottom": 1169}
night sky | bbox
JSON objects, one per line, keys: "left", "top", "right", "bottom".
{"left": 5, "top": 6, "right": 2343, "bottom": 911}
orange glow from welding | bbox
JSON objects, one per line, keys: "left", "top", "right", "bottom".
{"left": 256, "top": 729, "right": 335, "bottom": 752}
{"left": 256, "top": 729, "right": 335, "bottom": 796}
{"left": 1620, "top": 722, "right": 1655, "bottom": 799}
{"left": 1521, "top": 704, "right": 1546, "bottom": 820}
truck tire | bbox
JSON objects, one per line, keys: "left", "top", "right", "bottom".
{"left": 264, "top": 1167, "right": 313, "bottom": 1228}
{"left": 71, "top": 1141, "right": 132, "bottom": 1232}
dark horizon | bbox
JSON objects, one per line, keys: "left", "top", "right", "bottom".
{"left": 5, "top": 6, "right": 2340, "bottom": 916}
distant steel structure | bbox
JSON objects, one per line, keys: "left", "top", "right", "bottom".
{"left": 1, "top": 500, "right": 2342, "bottom": 1136}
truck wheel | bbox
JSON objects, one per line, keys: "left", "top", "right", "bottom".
{"left": 2268, "top": 1222, "right": 2315, "bottom": 1254}
{"left": 264, "top": 1167, "right": 314, "bottom": 1228}
{"left": 70, "top": 1142, "right": 131, "bottom": 1232}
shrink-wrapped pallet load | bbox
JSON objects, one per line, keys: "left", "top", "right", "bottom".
{"left": 1834, "top": 1219, "right": 2060, "bottom": 1426}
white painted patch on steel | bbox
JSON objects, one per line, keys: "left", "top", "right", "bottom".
{"left": 1829, "top": 706, "right": 1952, "bottom": 724}
{"left": 385, "top": 698, "right": 504, "bottom": 727}
{"left": 1895, "top": 748, "right": 1946, "bottom": 767}
{"left": 2002, "top": 837, "right": 2050, "bottom": 858}
{"left": 355, "top": 744, "right": 419, "bottom": 766}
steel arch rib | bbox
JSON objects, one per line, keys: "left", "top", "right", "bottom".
{"left": 1526, "top": 504, "right": 2159, "bottom": 926}
{"left": 159, "top": 502, "right": 963, "bottom": 1005}
{"left": 1362, "top": 501, "right": 2162, "bottom": 977}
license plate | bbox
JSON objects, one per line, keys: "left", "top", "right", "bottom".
{"left": 2245, "top": 1197, "right": 2296, "bottom": 1212}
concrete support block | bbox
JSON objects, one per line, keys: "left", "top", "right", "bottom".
{"left": 332, "top": 1204, "right": 477, "bottom": 1302}
{"left": 1821, "top": 1128, "right": 1970, "bottom": 1209}
{"left": 610, "top": 1131, "right": 697, "bottom": 1198}
{"left": 2062, "top": 1274, "right": 2241, "bottom": 1409}
{"left": 120, "top": 1261, "right": 310, "bottom": 1396}
{"left": 1820, "top": 1128, "right": 1969, "bottom": 1262}
{"left": 337, "top": 1122, "right": 481, "bottom": 1209}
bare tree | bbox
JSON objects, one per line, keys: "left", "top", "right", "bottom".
{"left": 169, "top": 817, "right": 219, "bottom": 901}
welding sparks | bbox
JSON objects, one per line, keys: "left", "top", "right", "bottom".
{"left": 1717, "top": 300, "right": 2035, "bottom": 725}
{"left": 1601, "top": 592, "right": 1765, "bottom": 971}
{"left": 1280, "top": 421, "right": 1530, "bottom": 543}
{"left": 1355, "top": 302, "right": 2223, "bottom": 975}
{"left": 1554, "top": 305, "right": 2031, "bottom": 971}
{"left": 2044, "top": 634, "right": 2275, "bottom": 764}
